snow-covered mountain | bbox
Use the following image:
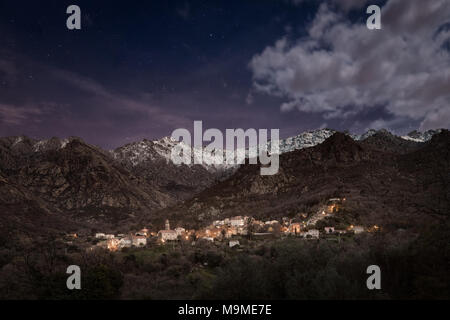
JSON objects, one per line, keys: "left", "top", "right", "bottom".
{"left": 109, "top": 128, "right": 443, "bottom": 171}
{"left": 110, "top": 137, "right": 178, "bottom": 166}
{"left": 0, "top": 128, "right": 445, "bottom": 226}
{"left": 353, "top": 129, "right": 378, "bottom": 141}
{"left": 7, "top": 136, "right": 91, "bottom": 154}
{"left": 401, "top": 129, "right": 443, "bottom": 142}
{"left": 267, "top": 128, "right": 336, "bottom": 154}
{"left": 109, "top": 137, "right": 232, "bottom": 201}
{"left": 267, "top": 128, "right": 444, "bottom": 155}
{"left": 265, "top": 128, "right": 378, "bottom": 155}
{"left": 5, "top": 128, "right": 442, "bottom": 171}
{"left": 110, "top": 137, "right": 238, "bottom": 172}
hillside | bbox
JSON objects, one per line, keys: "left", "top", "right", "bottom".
{"left": 152, "top": 131, "right": 449, "bottom": 231}
{"left": 0, "top": 129, "right": 447, "bottom": 234}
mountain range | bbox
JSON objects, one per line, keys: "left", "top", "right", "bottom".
{"left": 151, "top": 129, "right": 449, "bottom": 230}
{"left": 0, "top": 128, "right": 447, "bottom": 235}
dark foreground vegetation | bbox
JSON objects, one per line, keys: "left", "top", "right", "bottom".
{"left": 0, "top": 221, "right": 449, "bottom": 300}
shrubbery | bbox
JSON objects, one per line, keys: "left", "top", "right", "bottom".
{"left": 0, "top": 225, "right": 449, "bottom": 299}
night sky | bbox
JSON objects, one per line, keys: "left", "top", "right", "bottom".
{"left": 0, "top": 0, "right": 449, "bottom": 149}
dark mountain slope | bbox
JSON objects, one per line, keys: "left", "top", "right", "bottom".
{"left": 396, "top": 130, "right": 450, "bottom": 218}
{"left": 0, "top": 130, "right": 447, "bottom": 234}
{"left": 0, "top": 137, "right": 174, "bottom": 224}
{"left": 0, "top": 169, "right": 76, "bottom": 238}
{"left": 361, "top": 129, "right": 422, "bottom": 154}
{"left": 152, "top": 131, "right": 449, "bottom": 231}
{"left": 113, "top": 139, "right": 220, "bottom": 201}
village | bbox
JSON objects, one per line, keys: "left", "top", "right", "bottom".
{"left": 76, "top": 198, "right": 379, "bottom": 252}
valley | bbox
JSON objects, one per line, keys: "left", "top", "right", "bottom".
{"left": 0, "top": 128, "right": 448, "bottom": 299}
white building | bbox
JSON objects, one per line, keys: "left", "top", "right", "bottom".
{"left": 353, "top": 226, "right": 365, "bottom": 234}
{"left": 95, "top": 233, "right": 106, "bottom": 239}
{"left": 305, "top": 229, "right": 320, "bottom": 239}
{"left": 158, "top": 230, "right": 178, "bottom": 241}
{"left": 105, "top": 234, "right": 115, "bottom": 239}
{"left": 119, "top": 238, "right": 132, "bottom": 248}
{"left": 213, "top": 220, "right": 224, "bottom": 227}
{"left": 132, "top": 236, "right": 147, "bottom": 246}
{"left": 229, "top": 240, "right": 240, "bottom": 248}
{"left": 230, "top": 216, "right": 245, "bottom": 227}
{"left": 175, "top": 227, "right": 186, "bottom": 236}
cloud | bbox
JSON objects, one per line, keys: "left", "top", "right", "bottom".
{"left": 419, "top": 104, "right": 450, "bottom": 130}
{"left": 0, "top": 103, "right": 47, "bottom": 125}
{"left": 0, "top": 53, "right": 192, "bottom": 147}
{"left": 249, "top": 0, "right": 450, "bottom": 131}
{"left": 50, "top": 69, "right": 190, "bottom": 129}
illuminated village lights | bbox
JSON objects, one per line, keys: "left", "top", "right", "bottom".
{"left": 89, "top": 197, "right": 357, "bottom": 251}
{"left": 107, "top": 238, "right": 120, "bottom": 252}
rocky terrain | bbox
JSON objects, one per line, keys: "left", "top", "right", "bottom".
{"left": 0, "top": 128, "right": 447, "bottom": 235}
{"left": 0, "top": 137, "right": 173, "bottom": 230}
{"left": 151, "top": 130, "right": 449, "bottom": 231}
{"left": 110, "top": 137, "right": 229, "bottom": 201}
{"left": 360, "top": 129, "right": 423, "bottom": 154}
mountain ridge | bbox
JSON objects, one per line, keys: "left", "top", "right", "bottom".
{"left": 149, "top": 130, "right": 449, "bottom": 231}
{"left": 0, "top": 128, "right": 447, "bottom": 234}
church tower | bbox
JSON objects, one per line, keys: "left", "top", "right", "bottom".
{"left": 165, "top": 219, "right": 170, "bottom": 230}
